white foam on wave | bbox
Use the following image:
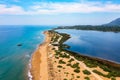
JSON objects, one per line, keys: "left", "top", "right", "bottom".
{"left": 28, "top": 70, "right": 32, "bottom": 80}
{"left": 27, "top": 45, "right": 40, "bottom": 80}
{"left": 28, "top": 59, "right": 33, "bottom": 80}
{"left": 25, "top": 54, "right": 30, "bottom": 58}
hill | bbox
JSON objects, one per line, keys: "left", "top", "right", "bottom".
{"left": 105, "top": 18, "right": 120, "bottom": 26}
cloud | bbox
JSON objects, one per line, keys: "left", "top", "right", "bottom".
{"left": 0, "top": 2, "right": 120, "bottom": 15}
{"left": 0, "top": 4, "right": 26, "bottom": 15}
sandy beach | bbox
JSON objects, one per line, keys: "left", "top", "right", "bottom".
{"left": 31, "top": 31, "right": 50, "bottom": 80}
{"left": 31, "top": 30, "right": 120, "bottom": 80}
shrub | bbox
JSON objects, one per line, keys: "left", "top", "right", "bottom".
{"left": 76, "top": 76, "right": 80, "bottom": 78}
{"left": 68, "top": 58, "right": 74, "bottom": 63}
{"left": 59, "top": 59, "right": 66, "bottom": 64}
{"left": 66, "top": 63, "right": 71, "bottom": 66}
{"left": 74, "top": 68, "right": 80, "bottom": 73}
{"left": 111, "top": 77, "right": 116, "bottom": 80}
{"left": 83, "top": 70, "right": 91, "bottom": 75}
{"left": 57, "top": 65, "right": 62, "bottom": 68}
{"left": 93, "top": 70, "right": 107, "bottom": 77}
{"left": 71, "top": 63, "right": 79, "bottom": 68}
{"left": 84, "top": 77, "right": 90, "bottom": 80}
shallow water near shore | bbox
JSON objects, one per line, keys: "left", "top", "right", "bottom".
{"left": 0, "top": 26, "right": 52, "bottom": 80}
{"left": 57, "top": 29, "right": 120, "bottom": 63}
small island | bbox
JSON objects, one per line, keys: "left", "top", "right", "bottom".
{"left": 31, "top": 30, "right": 120, "bottom": 80}
{"left": 17, "top": 43, "right": 22, "bottom": 46}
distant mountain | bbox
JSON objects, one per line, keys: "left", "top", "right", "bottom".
{"left": 105, "top": 18, "right": 120, "bottom": 26}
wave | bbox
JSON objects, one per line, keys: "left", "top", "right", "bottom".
{"left": 28, "top": 58, "right": 33, "bottom": 80}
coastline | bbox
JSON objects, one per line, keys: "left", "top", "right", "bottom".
{"left": 30, "top": 30, "right": 120, "bottom": 80}
{"left": 30, "top": 31, "right": 50, "bottom": 80}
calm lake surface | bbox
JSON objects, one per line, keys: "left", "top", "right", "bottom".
{"left": 0, "top": 26, "right": 52, "bottom": 80}
{"left": 57, "top": 29, "right": 120, "bottom": 63}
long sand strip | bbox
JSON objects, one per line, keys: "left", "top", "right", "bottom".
{"left": 31, "top": 31, "right": 50, "bottom": 80}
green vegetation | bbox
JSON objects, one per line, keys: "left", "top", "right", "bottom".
{"left": 84, "top": 77, "right": 90, "bottom": 80}
{"left": 55, "top": 25, "right": 120, "bottom": 32}
{"left": 59, "top": 33, "right": 70, "bottom": 44}
{"left": 64, "top": 72, "right": 69, "bottom": 77}
{"left": 55, "top": 50, "right": 70, "bottom": 59}
{"left": 59, "top": 59, "right": 66, "bottom": 64}
{"left": 76, "top": 76, "right": 80, "bottom": 78}
{"left": 66, "top": 63, "right": 71, "bottom": 66}
{"left": 71, "top": 63, "right": 80, "bottom": 69}
{"left": 57, "top": 65, "right": 62, "bottom": 68}
{"left": 93, "top": 69, "right": 120, "bottom": 78}
{"left": 68, "top": 58, "right": 74, "bottom": 63}
{"left": 111, "top": 77, "right": 116, "bottom": 80}
{"left": 65, "top": 50, "right": 120, "bottom": 78}
{"left": 83, "top": 70, "right": 91, "bottom": 75}
{"left": 93, "top": 69, "right": 107, "bottom": 77}
{"left": 74, "top": 68, "right": 80, "bottom": 73}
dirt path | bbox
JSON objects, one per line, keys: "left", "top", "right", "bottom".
{"left": 70, "top": 56, "right": 103, "bottom": 80}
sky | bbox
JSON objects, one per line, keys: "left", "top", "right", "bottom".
{"left": 0, "top": 0, "right": 120, "bottom": 25}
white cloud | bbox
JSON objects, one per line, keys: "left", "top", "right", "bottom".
{"left": 0, "top": 4, "right": 26, "bottom": 15}
{"left": 0, "top": 2, "right": 120, "bottom": 15}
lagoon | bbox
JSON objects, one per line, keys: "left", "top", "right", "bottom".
{"left": 57, "top": 29, "right": 120, "bottom": 63}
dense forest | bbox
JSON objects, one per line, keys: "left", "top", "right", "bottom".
{"left": 54, "top": 25, "right": 120, "bottom": 32}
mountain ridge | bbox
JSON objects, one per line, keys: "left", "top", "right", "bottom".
{"left": 104, "top": 18, "right": 120, "bottom": 26}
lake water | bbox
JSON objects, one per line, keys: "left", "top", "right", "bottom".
{"left": 57, "top": 29, "right": 120, "bottom": 63}
{"left": 0, "top": 26, "right": 52, "bottom": 80}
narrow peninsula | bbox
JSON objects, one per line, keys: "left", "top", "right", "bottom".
{"left": 31, "top": 30, "right": 120, "bottom": 80}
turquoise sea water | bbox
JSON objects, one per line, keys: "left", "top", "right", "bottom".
{"left": 0, "top": 26, "right": 52, "bottom": 80}
{"left": 57, "top": 29, "right": 120, "bottom": 63}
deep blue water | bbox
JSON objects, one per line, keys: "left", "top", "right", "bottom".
{"left": 57, "top": 29, "right": 120, "bottom": 63}
{"left": 0, "top": 26, "right": 52, "bottom": 80}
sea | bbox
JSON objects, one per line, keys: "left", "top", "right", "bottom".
{"left": 0, "top": 25, "right": 52, "bottom": 80}
{"left": 0, "top": 26, "right": 120, "bottom": 80}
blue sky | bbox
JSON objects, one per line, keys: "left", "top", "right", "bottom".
{"left": 0, "top": 0, "right": 120, "bottom": 25}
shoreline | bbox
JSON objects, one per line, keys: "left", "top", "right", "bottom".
{"left": 28, "top": 54, "right": 33, "bottom": 80}
{"left": 30, "top": 31, "right": 50, "bottom": 80}
{"left": 30, "top": 44, "right": 41, "bottom": 80}
{"left": 66, "top": 50, "right": 120, "bottom": 69}
{"left": 30, "top": 30, "right": 120, "bottom": 80}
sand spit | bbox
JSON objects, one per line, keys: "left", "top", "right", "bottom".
{"left": 31, "top": 30, "right": 120, "bottom": 80}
